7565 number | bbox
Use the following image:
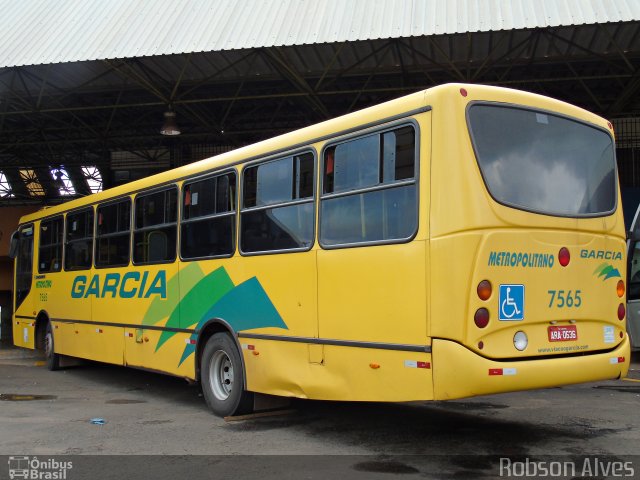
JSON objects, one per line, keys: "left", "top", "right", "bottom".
{"left": 548, "top": 290, "right": 582, "bottom": 308}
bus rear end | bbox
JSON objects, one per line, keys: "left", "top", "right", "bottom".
{"left": 428, "top": 84, "right": 630, "bottom": 400}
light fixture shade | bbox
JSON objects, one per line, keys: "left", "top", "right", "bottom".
{"left": 160, "top": 111, "right": 181, "bottom": 136}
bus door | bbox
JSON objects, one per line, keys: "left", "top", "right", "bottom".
{"left": 12, "top": 224, "right": 35, "bottom": 348}
{"left": 627, "top": 204, "right": 640, "bottom": 350}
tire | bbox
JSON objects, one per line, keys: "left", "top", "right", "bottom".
{"left": 201, "top": 333, "right": 253, "bottom": 417}
{"left": 44, "top": 321, "right": 60, "bottom": 371}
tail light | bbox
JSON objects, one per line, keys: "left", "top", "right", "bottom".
{"left": 474, "top": 308, "right": 489, "bottom": 328}
{"left": 477, "top": 280, "right": 492, "bottom": 300}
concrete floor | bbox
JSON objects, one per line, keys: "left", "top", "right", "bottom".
{"left": 1, "top": 343, "right": 639, "bottom": 479}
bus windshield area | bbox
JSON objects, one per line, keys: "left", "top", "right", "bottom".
{"left": 467, "top": 104, "right": 616, "bottom": 217}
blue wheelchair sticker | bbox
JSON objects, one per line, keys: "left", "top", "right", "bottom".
{"left": 499, "top": 284, "right": 525, "bottom": 321}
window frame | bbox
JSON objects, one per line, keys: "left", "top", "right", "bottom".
{"left": 239, "top": 148, "right": 317, "bottom": 256}
{"left": 63, "top": 206, "right": 95, "bottom": 272}
{"left": 465, "top": 101, "right": 618, "bottom": 219}
{"left": 94, "top": 197, "right": 132, "bottom": 269}
{"left": 132, "top": 185, "right": 178, "bottom": 266}
{"left": 38, "top": 215, "right": 64, "bottom": 274}
{"left": 179, "top": 168, "right": 238, "bottom": 262}
{"left": 319, "top": 121, "right": 420, "bottom": 249}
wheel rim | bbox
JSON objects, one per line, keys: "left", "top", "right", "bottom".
{"left": 209, "top": 349, "right": 234, "bottom": 401}
{"left": 44, "top": 331, "right": 53, "bottom": 358}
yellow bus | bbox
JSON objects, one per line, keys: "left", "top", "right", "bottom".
{"left": 10, "top": 83, "right": 630, "bottom": 417}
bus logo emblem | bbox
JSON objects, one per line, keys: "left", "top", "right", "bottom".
{"left": 8, "top": 456, "right": 29, "bottom": 479}
{"left": 499, "top": 284, "right": 524, "bottom": 321}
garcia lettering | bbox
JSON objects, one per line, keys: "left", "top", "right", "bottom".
{"left": 71, "top": 270, "right": 167, "bottom": 299}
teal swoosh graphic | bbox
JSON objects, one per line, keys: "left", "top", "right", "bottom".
{"left": 154, "top": 266, "right": 234, "bottom": 352}
{"left": 178, "top": 276, "right": 287, "bottom": 366}
{"left": 603, "top": 268, "right": 621, "bottom": 280}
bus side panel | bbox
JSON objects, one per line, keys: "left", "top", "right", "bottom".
{"left": 227, "top": 251, "right": 319, "bottom": 337}
{"left": 317, "top": 241, "right": 427, "bottom": 345}
{"left": 13, "top": 319, "right": 35, "bottom": 349}
{"left": 120, "top": 263, "right": 184, "bottom": 376}
{"left": 124, "top": 327, "right": 194, "bottom": 378}
{"left": 48, "top": 270, "right": 92, "bottom": 323}
{"left": 51, "top": 321, "right": 75, "bottom": 357}
{"left": 51, "top": 321, "right": 122, "bottom": 364}
{"left": 242, "top": 337, "right": 434, "bottom": 401}
{"left": 429, "top": 233, "right": 484, "bottom": 343}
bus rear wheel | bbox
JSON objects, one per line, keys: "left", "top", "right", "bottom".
{"left": 201, "top": 333, "right": 253, "bottom": 417}
{"left": 44, "top": 322, "right": 60, "bottom": 371}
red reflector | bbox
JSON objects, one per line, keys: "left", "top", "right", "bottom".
{"left": 247, "top": 344, "right": 255, "bottom": 350}
{"left": 618, "top": 357, "right": 625, "bottom": 363}
{"left": 417, "top": 361, "right": 431, "bottom": 369}
{"left": 489, "top": 368, "right": 503, "bottom": 376}
{"left": 558, "top": 247, "right": 570, "bottom": 267}
{"left": 189, "top": 339, "right": 196, "bottom": 345}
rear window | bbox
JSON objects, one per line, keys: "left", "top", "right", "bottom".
{"left": 467, "top": 104, "right": 616, "bottom": 217}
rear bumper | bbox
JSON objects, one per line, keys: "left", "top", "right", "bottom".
{"left": 432, "top": 335, "right": 630, "bottom": 400}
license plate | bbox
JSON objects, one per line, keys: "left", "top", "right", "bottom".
{"left": 548, "top": 325, "right": 578, "bottom": 342}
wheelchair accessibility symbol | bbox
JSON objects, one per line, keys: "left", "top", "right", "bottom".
{"left": 499, "top": 284, "right": 524, "bottom": 321}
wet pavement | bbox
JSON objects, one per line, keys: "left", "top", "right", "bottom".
{"left": 0, "top": 343, "right": 639, "bottom": 478}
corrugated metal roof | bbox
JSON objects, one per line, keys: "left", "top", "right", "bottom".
{"left": 0, "top": 0, "right": 638, "bottom": 68}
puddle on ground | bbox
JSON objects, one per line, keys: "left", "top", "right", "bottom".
{"left": 435, "top": 401, "right": 509, "bottom": 410}
{"left": 0, "top": 393, "right": 57, "bottom": 401}
{"left": 593, "top": 385, "right": 640, "bottom": 394}
{"left": 105, "top": 399, "right": 147, "bottom": 404}
{"left": 353, "top": 460, "right": 420, "bottom": 474}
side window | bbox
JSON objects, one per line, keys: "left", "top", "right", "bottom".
{"left": 320, "top": 125, "right": 417, "bottom": 247}
{"left": 39, "top": 216, "right": 63, "bottom": 273}
{"left": 96, "top": 199, "right": 131, "bottom": 268}
{"left": 134, "top": 188, "right": 177, "bottom": 264}
{"left": 181, "top": 172, "right": 236, "bottom": 259}
{"left": 64, "top": 208, "right": 94, "bottom": 271}
{"left": 240, "top": 152, "right": 315, "bottom": 254}
{"left": 15, "top": 224, "right": 34, "bottom": 309}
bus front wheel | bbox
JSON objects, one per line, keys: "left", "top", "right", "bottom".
{"left": 201, "top": 333, "right": 253, "bottom": 417}
{"left": 44, "top": 322, "right": 60, "bottom": 371}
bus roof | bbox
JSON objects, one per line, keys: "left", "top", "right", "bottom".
{"left": 17, "top": 83, "right": 611, "bottom": 225}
